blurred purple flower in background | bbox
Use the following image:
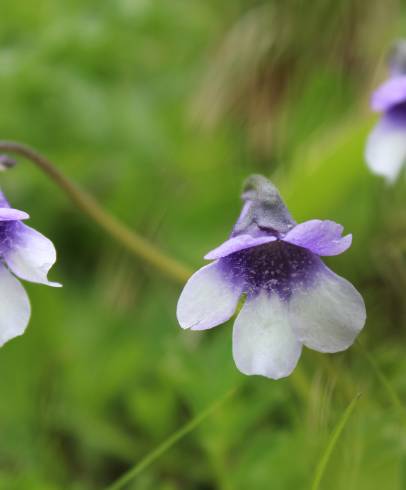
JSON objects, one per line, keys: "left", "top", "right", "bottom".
{"left": 366, "top": 40, "right": 406, "bottom": 182}
{"left": 177, "top": 175, "right": 366, "bottom": 380}
{"left": 0, "top": 189, "right": 60, "bottom": 347}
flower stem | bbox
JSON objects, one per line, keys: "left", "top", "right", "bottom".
{"left": 104, "top": 387, "right": 237, "bottom": 490}
{"left": 310, "top": 392, "right": 361, "bottom": 490}
{"left": 0, "top": 141, "right": 192, "bottom": 284}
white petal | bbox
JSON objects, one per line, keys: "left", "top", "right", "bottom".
{"left": 177, "top": 261, "right": 242, "bottom": 330}
{"left": 232, "top": 292, "right": 302, "bottom": 379}
{"left": 365, "top": 119, "right": 406, "bottom": 183}
{"left": 4, "top": 223, "right": 61, "bottom": 287}
{"left": 0, "top": 264, "right": 31, "bottom": 347}
{"left": 289, "top": 266, "right": 366, "bottom": 353}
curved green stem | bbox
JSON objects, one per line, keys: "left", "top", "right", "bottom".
{"left": 105, "top": 387, "right": 237, "bottom": 490}
{"left": 0, "top": 141, "right": 192, "bottom": 284}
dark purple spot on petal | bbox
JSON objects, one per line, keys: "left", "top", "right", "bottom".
{"left": 386, "top": 101, "right": 406, "bottom": 126}
{"left": 218, "top": 240, "right": 322, "bottom": 300}
{"left": 0, "top": 221, "right": 18, "bottom": 255}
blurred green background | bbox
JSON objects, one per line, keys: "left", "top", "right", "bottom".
{"left": 1, "top": 0, "right": 406, "bottom": 488}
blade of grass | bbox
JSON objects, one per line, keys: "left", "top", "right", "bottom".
{"left": 311, "top": 392, "right": 361, "bottom": 490}
{"left": 105, "top": 387, "right": 237, "bottom": 490}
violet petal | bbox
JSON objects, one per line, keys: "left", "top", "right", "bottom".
{"left": 371, "top": 75, "right": 406, "bottom": 112}
{"left": 0, "top": 208, "right": 29, "bottom": 221}
{"left": 283, "top": 219, "right": 352, "bottom": 256}
{"left": 205, "top": 234, "right": 276, "bottom": 260}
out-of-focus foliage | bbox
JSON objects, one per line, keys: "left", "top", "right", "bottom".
{"left": 0, "top": 0, "right": 406, "bottom": 489}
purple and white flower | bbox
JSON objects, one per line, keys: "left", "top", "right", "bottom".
{"left": 366, "top": 40, "right": 406, "bottom": 183}
{"left": 177, "top": 175, "right": 366, "bottom": 380}
{"left": 0, "top": 189, "right": 61, "bottom": 347}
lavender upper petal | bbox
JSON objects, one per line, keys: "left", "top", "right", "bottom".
{"left": 371, "top": 76, "right": 406, "bottom": 112}
{"left": 3, "top": 222, "right": 61, "bottom": 287}
{"left": 289, "top": 264, "right": 366, "bottom": 353}
{"left": 0, "top": 208, "right": 29, "bottom": 221}
{"left": 205, "top": 234, "right": 277, "bottom": 260}
{"left": 283, "top": 219, "right": 352, "bottom": 256}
